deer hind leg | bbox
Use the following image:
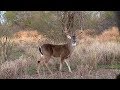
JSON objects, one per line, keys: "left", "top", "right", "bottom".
{"left": 59, "top": 62, "right": 62, "bottom": 71}
{"left": 64, "top": 60, "right": 72, "bottom": 73}
{"left": 37, "top": 63, "right": 41, "bottom": 77}
{"left": 60, "top": 55, "right": 72, "bottom": 73}
{"left": 37, "top": 55, "right": 53, "bottom": 76}
{"left": 59, "top": 60, "right": 63, "bottom": 78}
{"left": 43, "top": 56, "right": 53, "bottom": 75}
{"left": 59, "top": 58, "right": 64, "bottom": 72}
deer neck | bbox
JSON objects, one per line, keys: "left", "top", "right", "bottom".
{"left": 66, "top": 39, "right": 75, "bottom": 52}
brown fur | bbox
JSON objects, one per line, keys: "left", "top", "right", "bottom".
{"left": 41, "top": 44, "right": 70, "bottom": 58}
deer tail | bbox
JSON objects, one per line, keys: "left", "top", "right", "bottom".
{"left": 39, "top": 47, "right": 43, "bottom": 55}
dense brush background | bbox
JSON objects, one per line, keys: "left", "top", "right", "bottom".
{"left": 0, "top": 11, "right": 120, "bottom": 79}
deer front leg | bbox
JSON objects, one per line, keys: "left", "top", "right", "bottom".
{"left": 64, "top": 60, "right": 72, "bottom": 73}
{"left": 59, "top": 58, "right": 65, "bottom": 78}
{"left": 60, "top": 58, "right": 65, "bottom": 72}
{"left": 59, "top": 62, "right": 63, "bottom": 71}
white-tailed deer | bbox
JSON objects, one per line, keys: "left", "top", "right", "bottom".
{"left": 37, "top": 29, "right": 77, "bottom": 75}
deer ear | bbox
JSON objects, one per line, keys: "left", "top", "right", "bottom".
{"left": 67, "top": 35, "right": 71, "bottom": 39}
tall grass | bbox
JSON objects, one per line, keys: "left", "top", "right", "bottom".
{"left": 0, "top": 27, "right": 120, "bottom": 79}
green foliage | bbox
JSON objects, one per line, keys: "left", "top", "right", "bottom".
{"left": 24, "top": 18, "right": 32, "bottom": 26}
{"left": 5, "top": 11, "right": 16, "bottom": 25}
{"left": 104, "top": 11, "right": 115, "bottom": 19}
{"left": 4, "top": 11, "right": 62, "bottom": 40}
{"left": 30, "top": 12, "right": 60, "bottom": 31}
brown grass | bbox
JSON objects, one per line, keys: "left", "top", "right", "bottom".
{"left": 76, "top": 29, "right": 96, "bottom": 45}
{"left": 13, "top": 30, "right": 47, "bottom": 44}
{"left": 96, "top": 27, "right": 120, "bottom": 42}
{"left": 1, "top": 41, "right": 120, "bottom": 79}
{"left": 1, "top": 27, "right": 120, "bottom": 79}
{"left": 0, "top": 55, "right": 38, "bottom": 79}
{"left": 76, "top": 29, "right": 96, "bottom": 39}
{"left": 72, "top": 41, "right": 120, "bottom": 69}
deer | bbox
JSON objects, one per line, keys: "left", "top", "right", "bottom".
{"left": 37, "top": 29, "right": 77, "bottom": 75}
{"left": 37, "top": 12, "right": 78, "bottom": 76}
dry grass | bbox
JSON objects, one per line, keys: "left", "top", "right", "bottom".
{"left": 76, "top": 29, "right": 96, "bottom": 39}
{"left": 13, "top": 30, "right": 47, "bottom": 44}
{"left": 76, "top": 27, "right": 120, "bottom": 44}
{"left": 0, "top": 42, "right": 120, "bottom": 79}
{"left": 96, "top": 27, "right": 120, "bottom": 42}
{"left": 76, "top": 29, "right": 96, "bottom": 45}
{"left": 72, "top": 41, "right": 120, "bottom": 69}
{"left": 1, "top": 27, "right": 120, "bottom": 79}
{"left": 0, "top": 55, "right": 38, "bottom": 79}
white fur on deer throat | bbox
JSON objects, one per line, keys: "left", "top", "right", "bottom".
{"left": 72, "top": 43, "right": 76, "bottom": 46}
{"left": 41, "top": 54, "right": 43, "bottom": 57}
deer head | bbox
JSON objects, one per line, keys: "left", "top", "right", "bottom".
{"left": 64, "top": 27, "right": 77, "bottom": 47}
